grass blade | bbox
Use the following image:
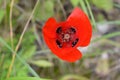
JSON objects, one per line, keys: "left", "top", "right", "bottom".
{"left": 85, "top": 0, "right": 97, "bottom": 30}
{"left": 92, "top": 31, "right": 120, "bottom": 42}
{"left": 79, "top": 0, "right": 88, "bottom": 16}
{"left": 0, "top": 37, "right": 40, "bottom": 78}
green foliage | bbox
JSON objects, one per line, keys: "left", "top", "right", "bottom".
{"left": 60, "top": 75, "right": 89, "bottom": 80}
{"left": 22, "top": 46, "right": 36, "bottom": 59}
{"left": 6, "top": 2, "right": 10, "bottom": 21}
{"left": 0, "top": 28, "right": 37, "bottom": 78}
{"left": 0, "top": 9, "right": 5, "bottom": 23}
{"left": 91, "top": 0, "right": 113, "bottom": 11}
{"left": 21, "top": 29, "right": 36, "bottom": 59}
{"left": 34, "top": 0, "right": 54, "bottom": 21}
{"left": 70, "top": 0, "right": 88, "bottom": 15}
{"left": 6, "top": 77, "right": 51, "bottom": 80}
{"left": 92, "top": 31, "right": 120, "bottom": 42}
{"left": 84, "top": 0, "right": 96, "bottom": 29}
{"left": 0, "top": 0, "right": 120, "bottom": 80}
{"left": 79, "top": 0, "right": 88, "bottom": 15}
{"left": 30, "top": 60, "right": 53, "bottom": 68}
{"left": 0, "top": 37, "right": 39, "bottom": 78}
{"left": 97, "top": 14, "right": 105, "bottom": 21}
{"left": 70, "top": 0, "right": 79, "bottom": 7}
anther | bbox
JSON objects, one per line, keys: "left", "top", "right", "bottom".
{"left": 56, "top": 40, "right": 62, "bottom": 48}
{"left": 72, "top": 38, "right": 79, "bottom": 47}
{"left": 56, "top": 27, "right": 62, "bottom": 34}
{"left": 70, "top": 27, "right": 76, "bottom": 33}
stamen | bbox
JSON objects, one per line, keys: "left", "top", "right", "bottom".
{"left": 56, "top": 26, "right": 78, "bottom": 48}
{"left": 72, "top": 38, "right": 79, "bottom": 47}
{"left": 70, "top": 27, "right": 76, "bottom": 33}
{"left": 56, "top": 27, "right": 62, "bottom": 34}
{"left": 56, "top": 40, "right": 62, "bottom": 48}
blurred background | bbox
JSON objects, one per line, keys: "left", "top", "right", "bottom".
{"left": 0, "top": 0, "right": 120, "bottom": 80}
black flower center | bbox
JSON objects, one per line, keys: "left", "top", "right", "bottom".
{"left": 56, "top": 26, "right": 79, "bottom": 48}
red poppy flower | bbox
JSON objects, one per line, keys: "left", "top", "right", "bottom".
{"left": 42, "top": 7, "right": 92, "bottom": 62}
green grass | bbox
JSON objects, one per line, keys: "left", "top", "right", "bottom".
{"left": 0, "top": 0, "right": 120, "bottom": 80}
{"left": 0, "top": 37, "right": 40, "bottom": 78}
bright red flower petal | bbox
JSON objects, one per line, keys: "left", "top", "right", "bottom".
{"left": 43, "top": 17, "right": 57, "bottom": 38}
{"left": 42, "top": 7, "right": 92, "bottom": 62}
{"left": 43, "top": 32, "right": 82, "bottom": 62}
{"left": 67, "top": 7, "right": 92, "bottom": 47}
{"left": 59, "top": 48, "right": 82, "bottom": 62}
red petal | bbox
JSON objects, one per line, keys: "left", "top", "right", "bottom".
{"left": 67, "top": 7, "right": 92, "bottom": 47}
{"left": 43, "top": 21, "right": 76, "bottom": 61}
{"left": 59, "top": 48, "right": 82, "bottom": 62}
{"left": 43, "top": 32, "right": 82, "bottom": 62}
{"left": 42, "top": 17, "right": 57, "bottom": 38}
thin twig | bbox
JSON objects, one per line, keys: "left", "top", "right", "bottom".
{"left": 10, "top": 0, "right": 14, "bottom": 52}
{"left": 14, "top": 4, "right": 25, "bottom": 13}
{"left": 57, "top": 0, "right": 67, "bottom": 19}
{"left": 33, "top": 24, "right": 42, "bottom": 49}
{"left": 6, "top": 0, "right": 39, "bottom": 78}
{"left": 7, "top": 0, "right": 14, "bottom": 78}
